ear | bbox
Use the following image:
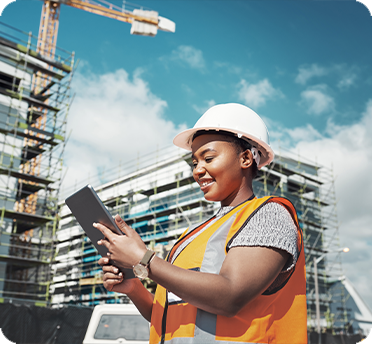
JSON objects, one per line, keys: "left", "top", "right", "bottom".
{"left": 240, "top": 149, "right": 253, "bottom": 170}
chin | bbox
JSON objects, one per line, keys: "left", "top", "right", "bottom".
{"left": 203, "top": 193, "right": 221, "bottom": 202}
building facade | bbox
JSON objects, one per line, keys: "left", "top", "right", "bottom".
{"left": 0, "top": 22, "right": 74, "bottom": 306}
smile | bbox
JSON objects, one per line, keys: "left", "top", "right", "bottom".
{"left": 199, "top": 179, "right": 215, "bottom": 190}
{"left": 201, "top": 181, "right": 213, "bottom": 187}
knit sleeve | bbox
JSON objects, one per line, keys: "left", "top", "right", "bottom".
{"left": 228, "top": 202, "right": 299, "bottom": 272}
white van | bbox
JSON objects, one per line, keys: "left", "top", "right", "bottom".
{"left": 83, "top": 304, "right": 149, "bottom": 344}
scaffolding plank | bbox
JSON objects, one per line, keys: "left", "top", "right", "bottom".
{"left": 300, "top": 218, "right": 325, "bottom": 229}
{"left": 0, "top": 127, "right": 60, "bottom": 146}
{"left": 34, "top": 81, "right": 57, "bottom": 98}
{"left": 140, "top": 176, "right": 196, "bottom": 196}
{"left": 0, "top": 168, "right": 54, "bottom": 185}
{"left": 270, "top": 163, "right": 294, "bottom": 177}
{"left": 0, "top": 254, "right": 50, "bottom": 266}
{"left": 287, "top": 179, "right": 317, "bottom": 194}
{"left": 270, "top": 162, "right": 323, "bottom": 185}
{"left": 0, "top": 50, "right": 64, "bottom": 81}
{"left": 22, "top": 123, "right": 60, "bottom": 140}
{"left": 80, "top": 277, "right": 103, "bottom": 286}
{"left": 0, "top": 35, "right": 72, "bottom": 73}
{"left": 2, "top": 208, "right": 53, "bottom": 223}
{"left": 104, "top": 196, "right": 126, "bottom": 208}
{"left": 125, "top": 200, "right": 208, "bottom": 225}
{"left": 256, "top": 171, "right": 281, "bottom": 187}
{"left": 103, "top": 190, "right": 144, "bottom": 208}
{"left": 16, "top": 182, "right": 45, "bottom": 199}
{"left": 21, "top": 145, "right": 45, "bottom": 160}
{"left": 0, "top": 87, "right": 60, "bottom": 112}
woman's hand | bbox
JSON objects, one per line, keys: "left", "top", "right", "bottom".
{"left": 95, "top": 215, "right": 147, "bottom": 269}
{"left": 98, "top": 256, "right": 141, "bottom": 295}
{"left": 98, "top": 257, "right": 155, "bottom": 322}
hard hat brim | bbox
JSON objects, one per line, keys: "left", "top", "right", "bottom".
{"left": 173, "top": 126, "right": 274, "bottom": 169}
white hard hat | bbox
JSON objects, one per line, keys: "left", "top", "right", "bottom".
{"left": 173, "top": 103, "right": 274, "bottom": 169}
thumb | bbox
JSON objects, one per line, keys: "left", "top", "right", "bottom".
{"left": 114, "top": 215, "right": 136, "bottom": 236}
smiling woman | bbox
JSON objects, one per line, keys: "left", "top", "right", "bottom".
{"left": 96, "top": 103, "right": 307, "bottom": 344}
{"left": 191, "top": 134, "right": 253, "bottom": 206}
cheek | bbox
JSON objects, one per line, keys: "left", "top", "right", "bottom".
{"left": 192, "top": 170, "right": 197, "bottom": 181}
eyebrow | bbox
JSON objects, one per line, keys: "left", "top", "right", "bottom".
{"left": 191, "top": 148, "right": 217, "bottom": 160}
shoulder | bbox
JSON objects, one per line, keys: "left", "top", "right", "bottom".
{"left": 256, "top": 200, "right": 296, "bottom": 222}
{"left": 229, "top": 200, "right": 299, "bottom": 269}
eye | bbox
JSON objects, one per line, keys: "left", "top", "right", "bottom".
{"left": 205, "top": 157, "right": 213, "bottom": 163}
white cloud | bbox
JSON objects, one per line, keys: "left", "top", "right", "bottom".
{"left": 300, "top": 84, "right": 335, "bottom": 115}
{"left": 238, "top": 78, "right": 283, "bottom": 109}
{"left": 192, "top": 99, "right": 216, "bottom": 115}
{"left": 334, "top": 64, "right": 358, "bottom": 90}
{"left": 169, "top": 45, "right": 206, "bottom": 70}
{"left": 281, "top": 99, "right": 372, "bottom": 308}
{"left": 62, "top": 67, "right": 186, "bottom": 191}
{"left": 286, "top": 123, "right": 323, "bottom": 142}
{"left": 295, "top": 63, "right": 358, "bottom": 91}
{"left": 295, "top": 64, "right": 328, "bottom": 85}
{"left": 337, "top": 73, "right": 357, "bottom": 90}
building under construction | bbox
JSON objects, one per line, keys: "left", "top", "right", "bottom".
{"left": 56, "top": 144, "right": 355, "bottom": 334}
{"left": 0, "top": 22, "right": 74, "bottom": 306}
{"left": 0, "top": 19, "right": 362, "bottom": 336}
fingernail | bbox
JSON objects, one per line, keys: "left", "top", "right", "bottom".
{"left": 104, "top": 258, "right": 109, "bottom": 263}
{"left": 119, "top": 272, "right": 122, "bottom": 276}
{"left": 93, "top": 223, "right": 97, "bottom": 227}
{"left": 97, "top": 240, "right": 101, "bottom": 245}
{"left": 114, "top": 268, "right": 118, "bottom": 273}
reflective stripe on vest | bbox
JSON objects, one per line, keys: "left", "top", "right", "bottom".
{"left": 150, "top": 196, "right": 307, "bottom": 344}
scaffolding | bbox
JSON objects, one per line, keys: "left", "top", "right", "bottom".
{"left": 55, "top": 144, "right": 347, "bottom": 332}
{"left": 0, "top": 22, "right": 74, "bottom": 306}
{"left": 253, "top": 149, "right": 347, "bottom": 333}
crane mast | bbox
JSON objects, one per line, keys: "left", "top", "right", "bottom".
{"left": 38, "top": 1, "right": 60, "bottom": 62}
{"left": 17, "top": 0, "right": 174, "bottom": 215}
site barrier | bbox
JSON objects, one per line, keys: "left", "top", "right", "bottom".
{"left": 0, "top": 303, "right": 93, "bottom": 344}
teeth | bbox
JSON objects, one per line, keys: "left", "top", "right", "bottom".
{"left": 201, "top": 181, "right": 212, "bottom": 187}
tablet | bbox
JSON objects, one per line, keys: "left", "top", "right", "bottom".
{"left": 65, "top": 184, "right": 135, "bottom": 279}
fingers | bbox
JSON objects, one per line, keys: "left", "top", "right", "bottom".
{"left": 94, "top": 222, "right": 114, "bottom": 241}
{"left": 98, "top": 257, "right": 110, "bottom": 266}
{"left": 96, "top": 237, "right": 110, "bottom": 251}
{"left": 114, "top": 215, "right": 137, "bottom": 237}
{"left": 103, "top": 271, "right": 123, "bottom": 281}
{"left": 98, "top": 258, "right": 121, "bottom": 277}
{"left": 103, "top": 273, "right": 123, "bottom": 291}
{"left": 102, "top": 265, "right": 120, "bottom": 274}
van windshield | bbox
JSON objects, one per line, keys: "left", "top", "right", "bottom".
{"left": 94, "top": 314, "right": 149, "bottom": 341}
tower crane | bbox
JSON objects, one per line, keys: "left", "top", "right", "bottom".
{"left": 37, "top": 0, "right": 176, "bottom": 61}
{"left": 16, "top": 0, "right": 174, "bottom": 216}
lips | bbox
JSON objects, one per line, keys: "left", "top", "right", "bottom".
{"left": 198, "top": 179, "right": 215, "bottom": 191}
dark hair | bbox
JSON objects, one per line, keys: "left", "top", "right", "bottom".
{"left": 192, "top": 130, "right": 259, "bottom": 178}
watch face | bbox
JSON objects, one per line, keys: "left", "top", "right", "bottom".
{"left": 133, "top": 264, "right": 148, "bottom": 279}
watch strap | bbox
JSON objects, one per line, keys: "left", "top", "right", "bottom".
{"left": 140, "top": 249, "right": 155, "bottom": 266}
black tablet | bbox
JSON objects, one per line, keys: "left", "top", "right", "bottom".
{"left": 65, "top": 184, "right": 135, "bottom": 279}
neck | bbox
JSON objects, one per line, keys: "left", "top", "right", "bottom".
{"left": 220, "top": 185, "right": 254, "bottom": 208}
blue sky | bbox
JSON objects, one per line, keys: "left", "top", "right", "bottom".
{"left": 2, "top": 0, "right": 372, "bottom": 311}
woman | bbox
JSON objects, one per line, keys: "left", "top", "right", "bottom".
{"left": 95, "top": 103, "right": 307, "bottom": 344}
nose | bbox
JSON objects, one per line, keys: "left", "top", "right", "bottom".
{"left": 193, "top": 162, "right": 206, "bottom": 180}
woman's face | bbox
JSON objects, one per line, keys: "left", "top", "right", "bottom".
{"left": 191, "top": 134, "right": 251, "bottom": 207}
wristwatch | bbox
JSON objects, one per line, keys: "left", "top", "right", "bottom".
{"left": 133, "top": 249, "right": 156, "bottom": 279}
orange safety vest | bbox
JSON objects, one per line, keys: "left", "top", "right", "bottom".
{"left": 150, "top": 196, "right": 307, "bottom": 344}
